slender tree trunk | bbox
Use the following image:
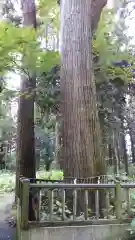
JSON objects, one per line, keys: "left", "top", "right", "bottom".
{"left": 99, "top": 114, "right": 108, "bottom": 165}
{"left": 108, "top": 143, "right": 113, "bottom": 166}
{"left": 129, "top": 124, "right": 135, "bottom": 164}
{"left": 118, "top": 110, "right": 128, "bottom": 173}
{"left": 60, "top": 0, "right": 107, "bottom": 215}
{"left": 121, "top": 121, "right": 128, "bottom": 174}
{"left": 112, "top": 131, "right": 120, "bottom": 175}
{"left": 16, "top": 0, "right": 37, "bottom": 220}
{"left": 51, "top": 121, "right": 60, "bottom": 169}
{"left": 127, "top": 92, "right": 135, "bottom": 164}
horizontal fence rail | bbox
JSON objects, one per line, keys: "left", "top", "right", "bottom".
{"left": 18, "top": 176, "right": 135, "bottom": 230}
{"left": 29, "top": 183, "right": 116, "bottom": 189}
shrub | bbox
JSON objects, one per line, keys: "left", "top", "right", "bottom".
{"left": 0, "top": 170, "right": 63, "bottom": 193}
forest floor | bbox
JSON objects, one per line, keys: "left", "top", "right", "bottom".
{"left": 0, "top": 193, "right": 16, "bottom": 240}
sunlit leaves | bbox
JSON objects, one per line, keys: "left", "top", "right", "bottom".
{"left": 38, "top": 0, "right": 59, "bottom": 21}
{"left": 0, "top": 20, "right": 60, "bottom": 77}
{"left": 37, "top": 51, "right": 60, "bottom": 73}
{"left": 93, "top": 8, "right": 134, "bottom": 83}
{"left": 0, "top": 21, "right": 37, "bottom": 74}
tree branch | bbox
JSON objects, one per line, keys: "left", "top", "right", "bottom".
{"left": 91, "top": 0, "right": 107, "bottom": 32}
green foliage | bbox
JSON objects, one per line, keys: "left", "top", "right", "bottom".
{"left": 37, "top": 52, "right": 60, "bottom": 74}
{"left": 93, "top": 9, "right": 116, "bottom": 68}
{"left": 36, "top": 64, "right": 60, "bottom": 114}
{"left": 93, "top": 9, "right": 133, "bottom": 83}
{"left": 35, "top": 125, "right": 56, "bottom": 171}
{"left": 0, "top": 0, "right": 134, "bottom": 182}
{"left": 38, "top": 0, "right": 60, "bottom": 30}
{"left": 37, "top": 170, "right": 63, "bottom": 180}
{"left": 0, "top": 170, "right": 15, "bottom": 193}
{"left": 0, "top": 170, "right": 63, "bottom": 193}
{"left": 0, "top": 21, "right": 60, "bottom": 76}
{"left": 41, "top": 192, "right": 72, "bottom": 221}
{"left": 92, "top": 7, "right": 134, "bottom": 161}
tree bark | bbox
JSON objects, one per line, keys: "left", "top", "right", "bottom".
{"left": 130, "top": 126, "right": 135, "bottom": 164}
{"left": 91, "top": 0, "right": 107, "bottom": 31}
{"left": 127, "top": 89, "right": 135, "bottom": 164}
{"left": 60, "top": 0, "right": 106, "bottom": 177}
{"left": 16, "top": 0, "right": 37, "bottom": 215}
{"left": 60, "top": 0, "right": 106, "bottom": 215}
{"left": 59, "top": 0, "right": 107, "bottom": 33}
{"left": 108, "top": 143, "right": 113, "bottom": 166}
{"left": 121, "top": 119, "right": 128, "bottom": 174}
{"left": 128, "top": 118, "right": 135, "bottom": 164}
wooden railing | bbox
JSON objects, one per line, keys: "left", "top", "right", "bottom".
{"left": 18, "top": 177, "right": 134, "bottom": 230}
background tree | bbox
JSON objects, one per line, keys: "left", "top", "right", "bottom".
{"left": 16, "top": 0, "right": 37, "bottom": 200}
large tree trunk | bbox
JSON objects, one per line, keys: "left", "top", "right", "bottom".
{"left": 60, "top": 0, "right": 106, "bottom": 178}
{"left": 16, "top": 0, "right": 37, "bottom": 220}
{"left": 60, "top": 0, "right": 107, "bottom": 215}
{"left": 59, "top": 0, "right": 107, "bottom": 33}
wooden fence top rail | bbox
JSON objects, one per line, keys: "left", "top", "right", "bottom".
{"left": 29, "top": 183, "right": 116, "bottom": 189}
{"left": 20, "top": 177, "right": 135, "bottom": 189}
{"left": 28, "top": 182, "right": 135, "bottom": 189}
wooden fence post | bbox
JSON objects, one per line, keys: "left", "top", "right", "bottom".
{"left": 61, "top": 189, "right": 66, "bottom": 220}
{"left": 20, "top": 178, "right": 30, "bottom": 230}
{"left": 19, "top": 176, "right": 24, "bottom": 202}
{"left": 48, "top": 190, "right": 54, "bottom": 221}
{"left": 126, "top": 188, "right": 130, "bottom": 215}
{"left": 115, "top": 181, "right": 122, "bottom": 220}
{"left": 84, "top": 190, "right": 88, "bottom": 220}
{"left": 73, "top": 189, "right": 77, "bottom": 220}
{"left": 73, "top": 178, "right": 77, "bottom": 220}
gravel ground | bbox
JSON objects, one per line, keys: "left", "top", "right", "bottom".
{"left": 0, "top": 194, "right": 16, "bottom": 240}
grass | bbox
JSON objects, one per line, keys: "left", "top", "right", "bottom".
{"left": 0, "top": 169, "right": 63, "bottom": 193}
{"left": 0, "top": 170, "right": 15, "bottom": 193}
